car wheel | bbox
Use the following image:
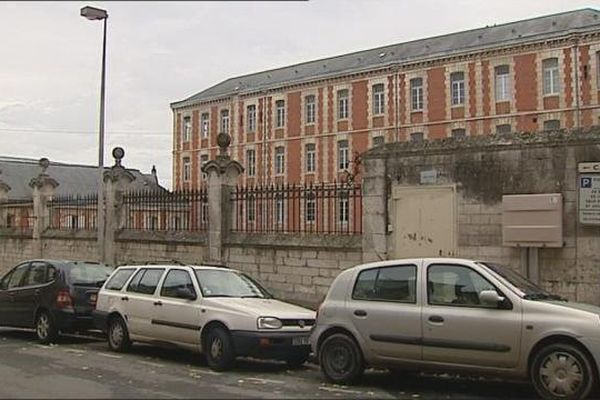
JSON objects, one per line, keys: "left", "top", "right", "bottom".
{"left": 204, "top": 327, "right": 235, "bottom": 371}
{"left": 107, "top": 316, "right": 131, "bottom": 353}
{"left": 531, "top": 343, "right": 595, "bottom": 400}
{"left": 319, "top": 333, "right": 364, "bottom": 384}
{"left": 286, "top": 349, "right": 310, "bottom": 369}
{"left": 36, "top": 310, "right": 58, "bottom": 344}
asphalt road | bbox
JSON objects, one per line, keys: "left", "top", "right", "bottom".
{"left": 0, "top": 328, "right": 540, "bottom": 399}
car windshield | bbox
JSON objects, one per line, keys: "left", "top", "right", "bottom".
{"left": 66, "top": 263, "right": 113, "bottom": 286}
{"left": 479, "top": 262, "right": 566, "bottom": 301}
{"left": 194, "top": 269, "right": 271, "bottom": 298}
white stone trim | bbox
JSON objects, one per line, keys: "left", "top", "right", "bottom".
{"left": 488, "top": 56, "right": 516, "bottom": 114}
{"left": 367, "top": 76, "right": 388, "bottom": 127}
{"left": 404, "top": 71, "right": 428, "bottom": 123}
{"left": 446, "top": 62, "right": 469, "bottom": 119}
{"left": 333, "top": 84, "right": 352, "bottom": 130}
{"left": 300, "top": 89, "right": 319, "bottom": 135}
{"left": 536, "top": 49, "right": 566, "bottom": 109}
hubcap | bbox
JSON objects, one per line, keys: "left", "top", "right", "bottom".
{"left": 110, "top": 322, "right": 123, "bottom": 347}
{"left": 210, "top": 336, "right": 223, "bottom": 360}
{"left": 326, "top": 343, "right": 352, "bottom": 376}
{"left": 37, "top": 314, "right": 49, "bottom": 339}
{"left": 539, "top": 351, "right": 584, "bottom": 397}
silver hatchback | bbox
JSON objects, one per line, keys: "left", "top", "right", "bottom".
{"left": 311, "top": 258, "right": 600, "bottom": 400}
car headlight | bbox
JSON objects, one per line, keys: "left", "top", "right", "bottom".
{"left": 257, "top": 317, "right": 282, "bottom": 329}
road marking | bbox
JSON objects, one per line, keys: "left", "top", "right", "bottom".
{"left": 65, "top": 349, "right": 86, "bottom": 354}
{"left": 319, "top": 386, "right": 363, "bottom": 395}
{"left": 138, "top": 360, "right": 165, "bottom": 368}
{"left": 98, "top": 352, "right": 122, "bottom": 359}
{"left": 189, "top": 368, "right": 222, "bottom": 376}
{"left": 245, "top": 377, "right": 285, "bottom": 385}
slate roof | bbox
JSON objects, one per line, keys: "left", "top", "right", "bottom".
{"left": 0, "top": 156, "right": 165, "bottom": 201}
{"left": 171, "top": 8, "right": 600, "bottom": 109}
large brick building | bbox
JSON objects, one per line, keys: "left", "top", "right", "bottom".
{"left": 171, "top": 8, "right": 600, "bottom": 189}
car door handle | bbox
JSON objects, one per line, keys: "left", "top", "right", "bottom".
{"left": 121, "top": 296, "right": 129, "bottom": 302}
{"left": 428, "top": 315, "right": 444, "bottom": 323}
{"left": 153, "top": 301, "right": 162, "bottom": 306}
{"left": 353, "top": 309, "right": 367, "bottom": 317}
{"left": 34, "top": 289, "right": 40, "bottom": 295}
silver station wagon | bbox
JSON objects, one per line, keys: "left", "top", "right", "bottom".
{"left": 311, "top": 258, "right": 600, "bottom": 400}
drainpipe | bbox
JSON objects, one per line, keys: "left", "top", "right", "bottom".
{"left": 262, "top": 91, "right": 269, "bottom": 184}
{"left": 394, "top": 66, "right": 400, "bottom": 142}
{"left": 573, "top": 36, "right": 581, "bottom": 129}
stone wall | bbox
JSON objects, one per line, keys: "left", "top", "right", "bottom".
{"left": 363, "top": 129, "right": 600, "bottom": 304}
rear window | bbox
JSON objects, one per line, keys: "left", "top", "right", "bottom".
{"left": 66, "top": 263, "right": 113, "bottom": 286}
{"left": 352, "top": 265, "right": 417, "bottom": 303}
{"left": 105, "top": 268, "right": 135, "bottom": 291}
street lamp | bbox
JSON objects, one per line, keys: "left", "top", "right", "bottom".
{"left": 81, "top": 5, "right": 108, "bottom": 263}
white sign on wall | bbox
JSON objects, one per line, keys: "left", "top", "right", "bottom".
{"left": 579, "top": 171, "right": 600, "bottom": 225}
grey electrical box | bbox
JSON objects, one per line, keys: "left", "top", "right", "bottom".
{"left": 502, "top": 193, "right": 563, "bottom": 248}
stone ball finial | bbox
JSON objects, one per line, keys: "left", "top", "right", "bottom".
{"left": 217, "top": 132, "right": 231, "bottom": 149}
{"left": 112, "top": 147, "right": 125, "bottom": 166}
{"left": 39, "top": 158, "right": 50, "bottom": 173}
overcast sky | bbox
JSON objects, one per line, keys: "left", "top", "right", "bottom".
{"left": 1, "top": 0, "right": 597, "bottom": 189}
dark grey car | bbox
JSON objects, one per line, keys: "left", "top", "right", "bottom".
{"left": 0, "top": 259, "right": 112, "bottom": 343}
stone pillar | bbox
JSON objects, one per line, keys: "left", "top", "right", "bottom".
{"left": 103, "top": 147, "right": 135, "bottom": 266}
{"left": 202, "top": 133, "right": 243, "bottom": 263}
{"left": 0, "top": 168, "right": 11, "bottom": 227}
{"left": 29, "top": 158, "right": 59, "bottom": 257}
{"left": 361, "top": 156, "right": 388, "bottom": 262}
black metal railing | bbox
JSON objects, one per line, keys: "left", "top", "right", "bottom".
{"left": 231, "top": 182, "right": 362, "bottom": 235}
{"left": 48, "top": 193, "right": 99, "bottom": 230}
{"left": 0, "top": 199, "right": 34, "bottom": 230}
{"left": 123, "top": 188, "right": 208, "bottom": 232}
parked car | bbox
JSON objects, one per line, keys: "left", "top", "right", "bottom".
{"left": 93, "top": 264, "right": 315, "bottom": 370}
{"left": 311, "top": 258, "right": 600, "bottom": 400}
{"left": 0, "top": 259, "right": 113, "bottom": 343}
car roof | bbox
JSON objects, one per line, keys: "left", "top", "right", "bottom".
{"left": 351, "top": 257, "right": 479, "bottom": 271}
{"left": 115, "top": 264, "right": 236, "bottom": 273}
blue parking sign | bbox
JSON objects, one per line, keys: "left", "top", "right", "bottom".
{"left": 581, "top": 177, "right": 592, "bottom": 188}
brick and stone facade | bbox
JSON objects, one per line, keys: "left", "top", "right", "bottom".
{"left": 171, "top": 9, "right": 600, "bottom": 189}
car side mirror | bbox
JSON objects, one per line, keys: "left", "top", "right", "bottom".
{"left": 176, "top": 287, "right": 197, "bottom": 301}
{"left": 479, "top": 290, "right": 505, "bottom": 308}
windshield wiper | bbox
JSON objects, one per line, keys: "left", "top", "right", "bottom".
{"left": 241, "top": 295, "right": 265, "bottom": 298}
{"left": 524, "top": 293, "right": 567, "bottom": 302}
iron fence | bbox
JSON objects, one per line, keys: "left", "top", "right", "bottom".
{"left": 123, "top": 188, "right": 208, "bottom": 232}
{"left": 48, "top": 193, "right": 99, "bottom": 230}
{"left": 231, "top": 182, "right": 362, "bottom": 235}
{"left": 0, "top": 199, "right": 34, "bottom": 230}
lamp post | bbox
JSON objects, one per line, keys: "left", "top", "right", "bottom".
{"left": 81, "top": 5, "right": 108, "bottom": 262}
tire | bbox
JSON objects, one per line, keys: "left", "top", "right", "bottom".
{"left": 530, "top": 343, "right": 595, "bottom": 400}
{"left": 36, "top": 310, "right": 58, "bottom": 344}
{"left": 319, "top": 333, "right": 364, "bottom": 384}
{"left": 286, "top": 349, "right": 310, "bottom": 369}
{"left": 107, "top": 316, "right": 131, "bottom": 353}
{"left": 204, "top": 327, "right": 235, "bottom": 371}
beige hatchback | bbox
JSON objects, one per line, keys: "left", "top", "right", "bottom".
{"left": 311, "top": 258, "right": 600, "bottom": 400}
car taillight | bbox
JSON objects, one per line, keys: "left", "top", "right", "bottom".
{"left": 56, "top": 289, "right": 73, "bottom": 309}
{"left": 90, "top": 293, "right": 98, "bottom": 309}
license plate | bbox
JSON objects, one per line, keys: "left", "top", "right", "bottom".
{"left": 292, "top": 336, "right": 310, "bottom": 346}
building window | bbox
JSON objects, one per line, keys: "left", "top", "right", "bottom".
{"left": 200, "top": 154, "right": 208, "bottom": 180}
{"left": 338, "top": 140, "right": 349, "bottom": 170}
{"left": 495, "top": 65, "right": 510, "bottom": 102}
{"left": 372, "top": 83, "right": 385, "bottom": 115}
{"left": 182, "top": 157, "right": 191, "bottom": 182}
{"left": 305, "top": 196, "right": 316, "bottom": 222}
{"left": 305, "top": 143, "right": 316, "bottom": 173}
{"left": 496, "top": 124, "right": 511, "bottom": 134}
{"left": 410, "top": 132, "right": 424, "bottom": 142}
{"left": 544, "top": 119, "right": 561, "bottom": 131}
{"left": 451, "top": 128, "right": 466, "bottom": 139}
{"left": 247, "top": 196, "right": 255, "bottom": 222}
{"left": 373, "top": 136, "right": 384, "bottom": 147}
{"left": 246, "top": 105, "right": 256, "bottom": 132}
{"left": 274, "top": 146, "right": 285, "bottom": 175}
{"left": 450, "top": 72, "right": 465, "bottom": 106}
{"left": 201, "top": 113, "right": 209, "bottom": 138}
{"left": 183, "top": 116, "right": 192, "bottom": 142}
{"left": 410, "top": 78, "right": 423, "bottom": 111}
{"left": 339, "top": 198, "right": 349, "bottom": 223}
{"left": 246, "top": 149, "right": 256, "bottom": 177}
{"left": 305, "top": 95, "right": 316, "bottom": 124}
{"left": 275, "top": 100, "right": 285, "bottom": 128}
{"left": 542, "top": 58, "right": 559, "bottom": 95}
{"left": 337, "top": 89, "right": 349, "bottom": 119}
{"left": 220, "top": 109, "right": 229, "bottom": 134}
{"left": 275, "top": 196, "right": 284, "bottom": 224}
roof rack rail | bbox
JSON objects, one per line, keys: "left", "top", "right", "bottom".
{"left": 199, "top": 262, "right": 229, "bottom": 269}
{"left": 116, "top": 259, "right": 189, "bottom": 267}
